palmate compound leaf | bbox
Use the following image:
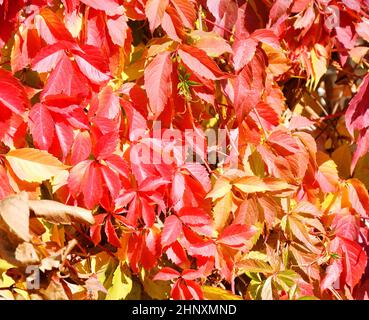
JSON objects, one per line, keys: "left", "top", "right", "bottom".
{"left": 5, "top": 148, "right": 69, "bottom": 183}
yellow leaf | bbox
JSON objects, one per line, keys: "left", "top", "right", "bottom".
{"left": 237, "top": 259, "right": 273, "bottom": 274}
{"left": 140, "top": 270, "right": 170, "bottom": 300}
{"left": 212, "top": 192, "right": 232, "bottom": 231}
{"left": 6, "top": 148, "right": 68, "bottom": 183}
{"left": 106, "top": 263, "right": 133, "bottom": 300}
{"left": 202, "top": 286, "right": 242, "bottom": 300}
{"left": 234, "top": 176, "right": 293, "bottom": 194}
{"left": 206, "top": 177, "right": 232, "bottom": 200}
{"left": 316, "top": 159, "right": 339, "bottom": 191}
{"left": 245, "top": 251, "right": 268, "bottom": 262}
{"left": 354, "top": 153, "right": 369, "bottom": 190}
{"left": 310, "top": 44, "right": 328, "bottom": 90}
{"left": 0, "top": 258, "right": 15, "bottom": 271}
{"left": 332, "top": 144, "right": 352, "bottom": 179}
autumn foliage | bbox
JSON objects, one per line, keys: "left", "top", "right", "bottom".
{"left": 1, "top": 0, "right": 369, "bottom": 300}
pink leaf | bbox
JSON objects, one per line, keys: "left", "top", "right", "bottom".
{"left": 217, "top": 224, "right": 257, "bottom": 248}
{"left": 41, "top": 53, "right": 90, "bottom": 100}
{"left": 154, "top": 267, "right": 180, "bottom": 281}
{"left": 71, "top": 131, "right": 92, "bottom": 165}
{"left": 107, "top": 15, "right": 128, "bottom": 47}
{"left": 144, "top": 51, "right": 173, "bottom": 119}
{"left": 232, "top": 37, "right": 258, "bottom": 72}
{"left": 178, "top": 44, "right": 227, "bottom": 80}
{"left": 79, "top": 0, "right": 123, "bottom": 16}
{"left": 28, "top": 103, "right": 55, "bottom": 150}
{"left": 161, "top": 215, "right": 182, "bottom": 247}
{"left": 145, "top": 0, "right": 169, "bottom": 32}
{"left": 0, "top": 68, "right": 29, "bottom": 115}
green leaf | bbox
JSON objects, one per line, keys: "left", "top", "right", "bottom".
{"left": 275, "top": 270, "right": 299, "bottom": 292}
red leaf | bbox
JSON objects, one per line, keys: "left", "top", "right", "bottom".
{"left": 104, "top": 154, "right": 130, "bottom": 177}
{"left": 170, "top": 0, "right": 196, "bottom": 28}
{"left": 71, "top": 131, "right": 92, "bottom": 165}
{"left": 232, "top": 37, "right": 258, "bottom": 72}
{"left": 141, "top": 197, "right": 156, "bottom": 227}
{"left": 31, "top": 41, "right": 71, "bottom": 73}
{"left": 0, "top": 68, "right": 29, "bottom": 115}
{"left": 217, "top": 224, "right": 257, "bottom": 248}
{"left": 107, "top": 15, "right": 128, "bottom": 47}
{"left": 154, "top": 267, "right": 180, "bottom": 281}
{"left": 267, "top": 130, "right": 300, "bottom": 156}
{"left": 145, "top": 0, "right": 169, "bottom": 32}
{"left": 178, "top": 44, "right": 226, "bottom": 80}
{"left": 72, "top": 45, "right": 111, "bottom": 84}
{"left": 82, "top": 162, "right": 103, "bottom": 209}
{"left": 68, "top": 160, "right": 92, "bottom": 196}
{"left": 54, "top": 121, "right": 74, "bottom": 159}
{"left": 321, "top": 260, "right": 343, "bottom": 291}
{"left": 345, "top": 73, "right": 369, "bottom": 134}
{"left": 0, "top": 166, "right": 13, "bottom": 200}
{"left": 93, "top": 132, "right": 119, "bottom": 160}
{"left": 105, "top": 216, "right": 121, "bottom": 247}
{"left": 181, "top": 269, "right": 203, "bottom": 280}
{"left": 165, "top": 241, "right": 189, "bottom": 266}
{"left": 91, "top": 86, "right": 121, "bottom": 120}
{"left": 348, "top": 179, "right": 369, "bottom": 218}
{"left": 100, "top": 165, "right": 121, "bottom": 199}
{"left": 79, "top": 0, "right": 123, "bottom": 16}
{"left": 90, "top": 214, "right": 106, "bottom": 246}
{"left": 184, "top": 279, "right": 204, "bottom": 299}
{"left": 332, "top": 211, "right": 360, "bottom": 242}
{"left": 251, "top": 29, "right": 280, "bottom": 48}
{"left": 41, "top": 53, "right": 90, "bottom": 100}
{"left": 339, "top": 236, "right": 367, "bottom": 289}
{"left": 233, "top": 49, "right": 266, "bottom": 123}
{"left": 28, "top": 103, "right": 55, "bottom": 150}
{"left": 161, "top": 8, "right": 182, "bottom": 42}
{"left": 342, "top": 0, "right": 361, "bottom": 11}
{"left": 171, "top": 279, "right": 190, "bottom": 299}
{"left": 178, "top": 207, "right": 211, "bottom": 226}
{"left": 161, "top": 214, "right": 182, "bottom": 247}
{"left": 139, "top": 176, "right": 169, "bottom": 192}
{"left": 351, "top": 129, "right": 369, "bottom": 172}
{"left": 144, "top": 51, "right": 173, "bottom": 119}
{"left": 38, "top": 8, "right": 75, "bottom": 43}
